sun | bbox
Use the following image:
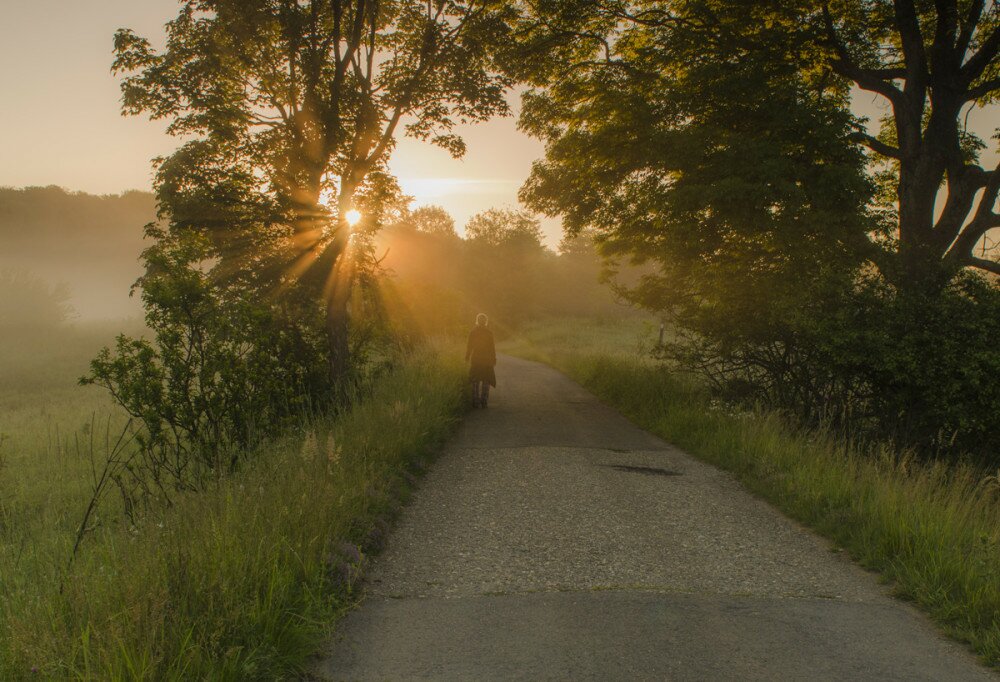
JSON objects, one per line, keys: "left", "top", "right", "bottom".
{"left": 345, "top": 209, "right": 362, "bottom": 227}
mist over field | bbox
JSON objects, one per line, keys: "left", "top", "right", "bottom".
{"left": 0, "top": 185, "right": 632, "bottom": 398}
{"left": 0, "top": 186, "right": 152, "bottom": 321}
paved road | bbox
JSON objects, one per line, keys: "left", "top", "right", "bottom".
{"left": 315, "top": 355, "right": 994, "bottom": 681}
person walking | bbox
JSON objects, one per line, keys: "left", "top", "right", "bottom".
{"left": 466, "top": 313, "right": 496, "bottom": 408}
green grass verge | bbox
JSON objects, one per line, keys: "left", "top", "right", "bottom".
{"left": 1, "top": 342, "right": 465, "bottom": 679}
{"left": 507, "top": 319, "right": 1000, "bottom": 668}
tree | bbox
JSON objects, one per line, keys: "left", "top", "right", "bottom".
{"left": 409, "top": 205, "right": 458, "bottom": 238}
{"left": 464, "top": 207, "right": 545, "bottom": 248}
{"left": 513, "top": 0, "right": 1000, "bottom": 457}
{"left": 818, "top": 0, "right": 1000, "bottom": 289}
{"left": 515, "top": 1, "right": 878, "bottom": 407}
{"left": 113, "top": 0, "right": 514, "bottom": 381}
{"left": 514, "top": 0, "right": 1000, "bottom": 292}
{"left": 518, "top": 1, "right": 873, "bottom": 308}
{"left": 463, "top": 207, "right": 551, "bottom": 323}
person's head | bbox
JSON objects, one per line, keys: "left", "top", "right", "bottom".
{"left": 476, "top": 313, "right": 488, "bottom": 327}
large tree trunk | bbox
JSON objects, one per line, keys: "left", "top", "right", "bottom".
{"left": 280, "top": 169, "right": 354, "bottom": 390}
{"left": 896, "top": 158, "right": 952, "bottom": 293}
{"left": 324, "top": 179, "right": 361, "bottom": 388}
{"left": 824, "top": 0, "right": 1000, "bottom": 287}
{"left": 326, "top": 296, "right": 351, "bottom": 390}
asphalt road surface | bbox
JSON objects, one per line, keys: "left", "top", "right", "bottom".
{"left": 314, "top": 354, "right": 995, "bottom": 681}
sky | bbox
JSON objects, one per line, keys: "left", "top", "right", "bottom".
{"left": 0, "top": 1, "right": 560, "bottom": 243}
{"left": 0, "top": 3, "right": 997, "bottom": 249}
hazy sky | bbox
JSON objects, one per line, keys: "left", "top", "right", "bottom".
{"left": 1, "top": 3, "right": 996, "bottom": 248}
{"left": 0, "top": 1, "right": 558, "bottom": 242}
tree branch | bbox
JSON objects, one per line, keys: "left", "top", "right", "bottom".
{"left": 966, "top": 76, "right": 1000, "bottom": 101}
{"left": 956, "top": 0, "right": 985, "bottom": 59}
{"left": 961, "top": 24, "right": 1000, "bottom": 80}
{"left": 893, "top": 0, "right": 929, "bottom": 90}
{"left": 934, "top": 163, "right": 989, "bottom": 246}
{"left": 947, "top": 163, "right": 1000, "bottom": 259}
{"left": 822, "top": 4, "right": 904, "bottom": 105}
{"left": 932, "top": 0, "right": 960, "bottom": 71}
{"left": 849, "top": 130, "right": 902, "bottom": 159}
{"left": 967, "top": 255, "right": 1000, "bottom": 275}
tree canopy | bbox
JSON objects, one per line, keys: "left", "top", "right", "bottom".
{"left": 113, "top": 0, "right": 516, "bottom": 379}
{"left": 408, "top": 205, "right": 459, "bottom": 237}
{"left": 518, "top": 0, "right": 875, "bottom": 323}
{"left": 513, "top": 0, "right": 1000, "bottom": 458}
{"left": 464, "top": 207, "right": 545, "bottom": 249}
{"left": 819, "top": 0, "right": 1000, "bottom": 286}
{"left": 515, "top": 0, "right": 1000, "bottom": 293}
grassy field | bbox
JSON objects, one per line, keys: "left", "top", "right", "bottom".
{"left": 0, "top": 324, "right": 466, "bottom": 679}
{"left": 504, "top": 317, "right": 1000, "bottom": 668}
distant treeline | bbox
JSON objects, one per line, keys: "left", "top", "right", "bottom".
{"left": 376, "top": 206, "right": 630, "bottom": 339}
{"left": 0, "top": 187, "right": 628, "bottom": 336}
{"left": 0, "top": 186, "right": 153, "bottom": 319}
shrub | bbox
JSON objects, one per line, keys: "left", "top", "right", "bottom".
{"left": 82, "top": 228, "right": 331, "bottom": 510}
{"left": 667, "top": 273, "right": 1000, "bottom": 466}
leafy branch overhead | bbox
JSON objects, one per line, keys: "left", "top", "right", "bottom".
{"left": 517, "top": 0, "right": 1000, "bottom": 290}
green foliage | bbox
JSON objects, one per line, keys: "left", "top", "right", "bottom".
{"left": 408, "top": 205, "right": 459, "bottom": 238}
{"left": 113, "top": 0, "right": 515, "bottom": 287}
{"left": 814, "top": 274, "right": 1000, "bottom": 462}
{"left": 82, "top": 226, "right": 330, "bottom": 505}
{"left": 668, "top": 271, "right": 1000, "bottom": 464}
{"left": 464, "top": 207, "right": 544, "bottom": 249}
{"left": 112, "top": 0, "right": 520, "bottom": 405}
{"left": 519, "top": 2, "right": 875, "bottom": 292}
{"left": 462, "top": 208, "right": 551, "bottom": 323}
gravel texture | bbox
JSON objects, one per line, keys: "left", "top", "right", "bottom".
{"left": 314, "top": 355, "right": 994, "bottom": 681}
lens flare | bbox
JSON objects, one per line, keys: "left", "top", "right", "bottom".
{"left": 345, "top": 209, "right": 362, "bottom": 227}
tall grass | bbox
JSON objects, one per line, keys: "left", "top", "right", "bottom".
{"left": 0, "top": 341, "right": 465, "bottom": 679}
{"left": 508, "top": 319, "right": 1000, "bottom": 667}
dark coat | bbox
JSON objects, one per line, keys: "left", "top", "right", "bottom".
{"left": 466, "top": 326, "right": 496, "bottom": 386}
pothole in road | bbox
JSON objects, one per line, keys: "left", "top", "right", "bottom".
{"left": 600, "top": 464, "right": 681, "bottom": 477}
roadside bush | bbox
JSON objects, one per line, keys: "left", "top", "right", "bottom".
{"left": 667, "top": 273, "right": 1000, "bottom": 466}
{"left": 820, "top": 274, "right": 1000, "bottom": 463}
{"left": 82, "top": 227, "right": 331, "bottom": 508}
